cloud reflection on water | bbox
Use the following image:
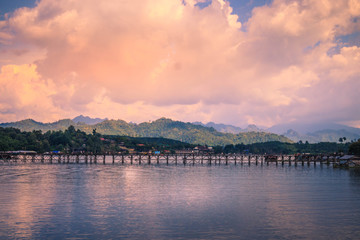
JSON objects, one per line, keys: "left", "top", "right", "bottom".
{"left": 0, "top": 164, "right": 359, "bottom": 239}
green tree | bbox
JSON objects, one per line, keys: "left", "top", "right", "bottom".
{"left": 348, "top": 140, "right": 360, "bottom": 155}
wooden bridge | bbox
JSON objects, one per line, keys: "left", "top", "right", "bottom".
{"left": 0, "top": 153, "right": 340, "bottom": 166}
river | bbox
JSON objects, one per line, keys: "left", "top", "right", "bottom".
{"left": 0, "top": 163, "right": 359, "bottom": 239}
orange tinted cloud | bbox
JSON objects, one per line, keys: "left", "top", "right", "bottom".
{"left": 0, "top": 0, "right": 359, "bottom": 127}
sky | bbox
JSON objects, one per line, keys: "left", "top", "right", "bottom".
{"left": 0, "top": 0, "right": 359, "bottom": 128}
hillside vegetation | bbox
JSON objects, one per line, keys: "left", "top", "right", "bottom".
{"left": 0, "top": 126, "right": 350, "bottom": 154}
{"left": 0, "top": 126, "right": 193, "bottom": 154}
{"left": 0, "top": 118, "right": 292, "bottom": 145}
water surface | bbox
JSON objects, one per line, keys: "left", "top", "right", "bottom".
{"left": 0, "top": 163, "right": 359, "bottom": 239}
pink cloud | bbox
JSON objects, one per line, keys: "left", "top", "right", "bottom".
{"left": 0, "top": 0, "right": 359, "bottom": 127}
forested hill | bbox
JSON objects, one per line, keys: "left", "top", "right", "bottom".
{"left": 0, "top": 119, "right": 77, "bottom": 132}
{"left": 0, "top": 118, "right": 292, "bottom": 145}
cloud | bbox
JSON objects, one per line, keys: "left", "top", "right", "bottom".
{"left": 0, "top": 64, "right": 61, "bottom": 121}
{"left": 0, "top": 0, "right": 359, "bottom": 127}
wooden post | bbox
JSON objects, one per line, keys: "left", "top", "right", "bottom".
{"left": 122, "top": 155, "right": 124, "bottom": 164}
{"left": 41, "top": 154, "right": 44, "bottom": 163}
{"left": 148, "top": 155, "right": 151, "bottom": 165}
{"left": 234, "top": 155, "right": 237, "bottom": 165}
{"left": 226, "top": 155, "right": 228, "bottom": 165}
{"left": 175, "top": 155, "right": 177, "bottom": 165}
{"left": 192, "top": 154, "right": 195, "bottom": 165}
{"left": 67, "top": 155, "right": 70, "bottom": 164}
{"left": 112, "top": 155, "right": 115, "bottom": 164}
{"left": 255, "top": 155, "right": 258, "bottom": 165}
{"left": 103, "top": 155, "right": 106, "bottom": 165}
{"left": 248, "top": 155, "right": 251, "bottom": 166}
{"left": 209, "top": 155, "right": 212, "bottom": 165}
{"left": 130, "top": 155, "right": 133, "bottom": 165}
{"left": 183, "top": 155, "right": 186, "bottom": 165}
{"left": 166, "top": 155, "right": 169, "bottom": 165}
{"left": 157, "top": 155, "right": 159, "bottom": 164}
{"left": 76, "top": 154, "right": 79, "bottom": 164}
{"left": 287, "top": 155, "right": 291, "bottom": 166}
{"left": 139, "top": 154, "right": 142, "bottom": 165}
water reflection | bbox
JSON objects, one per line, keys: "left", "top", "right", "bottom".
{"left": 0, "top": 165, "right": 59, "bottom": 239}
{"left": 0, "top": 164, "right": 360, "bottom": 239}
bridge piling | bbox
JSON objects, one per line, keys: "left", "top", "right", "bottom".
{"left": 0, "top": 153, "right": 341, "bottom": 166}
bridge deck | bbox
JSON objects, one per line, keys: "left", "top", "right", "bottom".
{"left": 0, "top": 153, "right": 339, "bottom": 166}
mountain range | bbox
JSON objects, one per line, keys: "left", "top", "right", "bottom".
{"left": 267, "top": 122, "right": 360, "bottom": 143}
{"left": 0, "top": 117, "right": 290, "bottom": 146}
{"left": 192, "top": 122, "right": 263, "bottom": 134}
{"left": 72, "top": 115, "right": 107, "bottom": 125}
{"left": 189, "top": 121, "right": 360, "bottom": 143}
{"left": 1, "top": 116, "right": 359, "bottom": 144}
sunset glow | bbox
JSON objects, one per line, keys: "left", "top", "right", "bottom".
{"left": 0, "top": 0, "right": 359, "bottom": 127}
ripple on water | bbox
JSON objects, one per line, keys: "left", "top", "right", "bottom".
{"left": 0, "top": 164, "right": 359, "bottom": 239}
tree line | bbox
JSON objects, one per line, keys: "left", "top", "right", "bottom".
{"left": 214, "top": 141, "right": 355, "bottom": 155}
{"left": 0, "top": 126, "right": 193, "bottom": 154}
{"left": 0, "top": 126, "right": 359, "bottom": 155}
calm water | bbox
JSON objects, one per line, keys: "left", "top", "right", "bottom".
{"left": 0, "top": 163, "right": 360, "bottom": 239}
